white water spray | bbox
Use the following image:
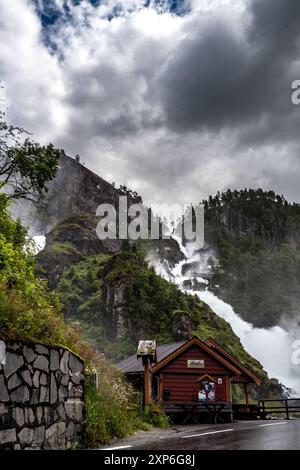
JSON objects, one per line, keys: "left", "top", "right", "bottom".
{"left": 32, "top": 235, "right": 46, "bottom": 254}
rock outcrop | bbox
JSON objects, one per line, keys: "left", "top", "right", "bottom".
{"left": 13, "top": 152, "right": 123, "bottom": 235}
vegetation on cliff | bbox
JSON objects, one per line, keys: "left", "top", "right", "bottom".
{"left": 203, "top": 189, "right": 300, "bottom": 327}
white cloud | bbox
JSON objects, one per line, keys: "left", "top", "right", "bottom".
{"left": 0, "top": 0, "right": 68, "bottom": 142}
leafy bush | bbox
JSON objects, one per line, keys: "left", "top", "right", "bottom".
{"left": 84, "top": 367, "right": 142, "bottom": 446}
{"left": 0, "top": 195, "right": 65, "bottom": 344}
{"left": 141, "top": 403, "right": 170, "bottom": 428}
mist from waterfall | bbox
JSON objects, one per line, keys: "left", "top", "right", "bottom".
{"left": 147, "top": 235, "right": 300, "bottom": 395}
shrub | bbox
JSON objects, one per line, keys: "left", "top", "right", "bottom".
{"left": 142, "top": 403, "right": 170, "bottom": 428}
{"left": 83, "top": 359, "right": 142, "bottom": 446}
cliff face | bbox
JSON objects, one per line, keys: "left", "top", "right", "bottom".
{"left": 13, "top": 152, "right": 122, "bottom": 235}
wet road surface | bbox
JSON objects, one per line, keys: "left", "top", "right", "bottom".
{"left": 100, "top": 419, "right": 300, "bottom": 450}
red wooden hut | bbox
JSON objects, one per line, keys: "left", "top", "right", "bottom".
{"left": 118, "top": 337, "right": 262, "bottom": 422}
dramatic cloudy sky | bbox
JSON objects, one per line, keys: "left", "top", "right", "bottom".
{"left": 1, "top": 0, "right": 300, "bottom": 205}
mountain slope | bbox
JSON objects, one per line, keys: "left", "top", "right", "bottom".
{"left": 37, "top": 226, "right": 266, "bottom": 381}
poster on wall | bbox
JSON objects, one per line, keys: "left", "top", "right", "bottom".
{"left": 198, "top": 381, "right": 216, "bottom": 401}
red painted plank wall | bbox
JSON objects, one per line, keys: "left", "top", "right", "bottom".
{"left": 162, "top": 374, "right": 227, "bottom": 402}
{"left": 159, "top": 344, "right": 230, "bottom": 402}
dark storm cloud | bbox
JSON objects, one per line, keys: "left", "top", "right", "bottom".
{"left": 249, "top": 0, "right": 300, "bottom": 56}
{"left": 63, "top": 57, "right": 163, "bottom": 140}
{"left": 160, "top": 0, "right": 300, "bottom": 136}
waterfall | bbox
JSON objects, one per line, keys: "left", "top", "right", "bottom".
{"left": 148, "top": 236, "right": 300, "bottom": 395}
{"left": 32, "top": 235, "right": 46, "bottom": 254}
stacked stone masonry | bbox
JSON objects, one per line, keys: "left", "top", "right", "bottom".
{"left": 0, "top": 340, "right": 84, "bottom": 450}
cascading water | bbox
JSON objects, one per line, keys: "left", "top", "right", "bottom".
{"left": 148, "top": 235, "right": 300, "bottom": 395}
{"left": 32, "top": 235, "right": 46, "bottom": 254}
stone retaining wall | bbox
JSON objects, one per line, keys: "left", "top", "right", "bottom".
{"left": 0, "top": 339, "right": 84, "bottom": 450}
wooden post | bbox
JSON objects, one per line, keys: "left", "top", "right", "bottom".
{"left": 226, "top": 377, "right": 233, "bottom": 422}
{"left": 226, "top": 376, "right": 231, "bottom": 402}
{"left": 261, "top": 400, "right": 266, "bottom": 419}
{"left": 285, "top": 399, "right": 290, "bottom": 420}
{"left": 244, "top": 383, "right": 249, "bottom": 405}
{"left": 159, "top": 374, "right": 164, "bottom": 401}
{"left": 137, "top": 340, "right": 156, "bottom": 407}
{"left": 143, "top": 357, "right": 152, "bottom": 405}
{"left": 144, "top": 358, "right": 150, "bottom": 405}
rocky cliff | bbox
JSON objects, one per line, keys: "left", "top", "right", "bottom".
{"left": 13, "top": 152, "right": 125, "bottom": 235}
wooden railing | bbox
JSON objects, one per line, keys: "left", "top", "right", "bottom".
{"left": 258, "top": 398, "right": 300, "bottom": 419}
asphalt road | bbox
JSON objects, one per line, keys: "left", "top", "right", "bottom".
{"left": 100, "top": 419, "right": 300, "bottom": 450}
